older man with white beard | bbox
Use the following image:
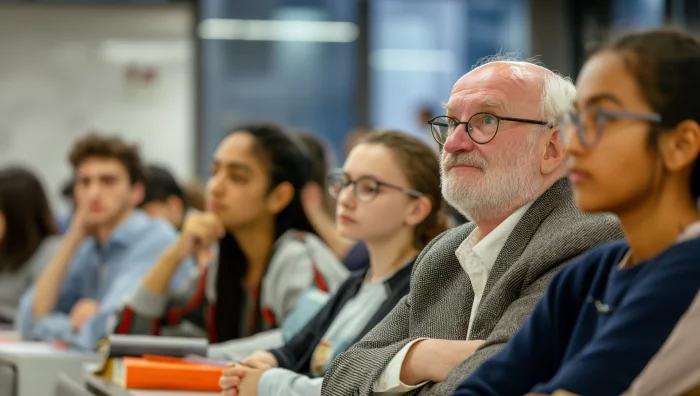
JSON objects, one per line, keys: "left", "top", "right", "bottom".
{"left": 320, "top": 59, "right": 624, "bottom": 396}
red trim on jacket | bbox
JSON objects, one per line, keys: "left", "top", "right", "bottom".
{"left": 206, "top": 303, "right": 217, "bottom": 343}
{"left": 116, "top": 308, "right": 134, "bottom": 334}
{"left": 313, "top": 265, "right": 329, "bottom": 292}
{"left": 165, "top": 267, "right": 209, "bottom": 325}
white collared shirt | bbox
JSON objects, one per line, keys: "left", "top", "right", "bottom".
{"left": 373, "top": 202, "right": 534, "bottom": 394}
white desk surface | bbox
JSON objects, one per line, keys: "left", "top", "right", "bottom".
{"left": 0, "top": 330, "right": 19, "bottom": 341}
{"left": 0, "top": 342, "right": 99, "bottom": 396}
{"left": 132, "top": 390, "right": 218, "bottom": 396}
{"left": 0, "top": 341, "right": 91, "bottom": 359}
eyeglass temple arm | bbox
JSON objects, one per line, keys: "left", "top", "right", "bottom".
{"left": 499, "top": 116, "right": 554, "bottom": 128}
{"left": 600, "top": 109, "right": 662, "bottom": 123}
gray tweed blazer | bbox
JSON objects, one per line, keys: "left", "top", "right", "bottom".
{"left": 321, "top": 178, "right": 623, "bottom": 396}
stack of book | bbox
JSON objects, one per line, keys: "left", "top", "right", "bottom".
{"left": 95, "top": 335, "right": 228, "bottom": 392}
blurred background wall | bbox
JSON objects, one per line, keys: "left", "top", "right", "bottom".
{"left": 0, "top": 2, "right": 194, "bottom": 216}
{"left": 2, "top": 0, "right": 697, "bottom": 213}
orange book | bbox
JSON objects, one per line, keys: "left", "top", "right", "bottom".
{"left": 110, "top": 356, "right": 223, "bottom": 391}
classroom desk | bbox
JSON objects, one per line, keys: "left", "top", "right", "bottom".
{"left": 85, "top": 374, "right": 218, "bottom": 396}
{"left": 0, "top": 330, "right": 19, "bottom": 341}
{"left": 0, "top": 342, "right": 100, "bottom": 396}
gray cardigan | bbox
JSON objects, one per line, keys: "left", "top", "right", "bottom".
{"left": 321, "top": 178, "right": 624, "bottom": 396}
{"left": 0, "top": 236, "right": 61, "bottom": 322}
{"left": 113, "top": 230, "right": 348, "bottom": 343}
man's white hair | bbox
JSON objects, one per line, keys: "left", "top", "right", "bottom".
{"left": 541, "top": 72, "right": 576, "bottom": 125}
{"left": 473, "top": 52, "right": 576, "bottom": 125}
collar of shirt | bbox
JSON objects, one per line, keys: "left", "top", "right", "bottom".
{"left": 84, "top": 210, "right": 152, "bottom": 252}
{"left": 364, "top": 258, "right": 416, "bottom": 294}
{"left": 455, "top": 201, "right": 535, "bottom": 276}
{"left": 677, "top": 220, "right": 700, "bottom": 243}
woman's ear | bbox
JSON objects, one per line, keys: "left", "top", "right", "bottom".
{"left": 405, "top": 196, "right": 432, "bottom": 227}
{"left": 266, "top": 181, "right": 295, "bottom": 215}
{"left": 660, "top": 120, "right": 700, "bottom": 172}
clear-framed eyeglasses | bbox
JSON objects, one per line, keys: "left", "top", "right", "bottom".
{"left": 558, "top": 107, "right": 662, "bottom": 148}
{"left": 428, "top": 113, "right": 553, "bottom": 145}
{"left": 327, "top": 171, "right": 424, "bottom": 202}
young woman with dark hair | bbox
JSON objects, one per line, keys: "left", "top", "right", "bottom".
{"left": 113, "top": 124, "right": 348, "bottom": 344}
{"left": 0, "top": 166, "right": 59, "bottom": 323}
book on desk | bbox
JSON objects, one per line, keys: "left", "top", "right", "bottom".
{"left": 95, "top": 335, "right": 227, "bottom": 392}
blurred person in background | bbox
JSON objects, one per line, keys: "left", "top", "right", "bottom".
{"left": 297, "top": 131, "right": 369, "bottom": 272}
{"left": 296, "top": 131, "right": 337, "bottom": 219}
{"left": 218, "top": 130, "right": 447, "bottom": 396}
{"left": 112, "top": 124, "right": 348, "bottom": 346}
{"left": 184, "top": 179, "right": 205, "bottom": 212}
{"left": 57, "top": 178, "right": 76, "bottom": 233}
{"left": 417, "top": 105, "right": 441, "bottom": 153}
{"left": 0, "top": 167, "right": 60, "bottom": 324}
{"left": 16, "top": 133, "right": 188, "bottom": 351}
{"left": 140, "top": 164, "right": 187, "bottom": 229}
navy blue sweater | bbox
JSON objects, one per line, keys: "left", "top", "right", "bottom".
{"left": 453, "top": 239, "right": 700, "bottom": 396}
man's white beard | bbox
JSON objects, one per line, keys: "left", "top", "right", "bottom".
{"left": 441, "top": 139, "right": 542, "bottom": 223}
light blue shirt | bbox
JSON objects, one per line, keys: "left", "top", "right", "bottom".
{"left": 16, "top": 211, "right": 193, "bottom": 351}
{"left": 259, "top": 369, "right": 323, "bottom": 396}
{"left": 258, "top": 279, "right": 389, "bottom": 396}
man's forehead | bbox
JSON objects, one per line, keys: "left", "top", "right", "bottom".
{"left": 454, "top": 63, "right": 531, "bottom": 89}
{"left": 446, "top": 62, "right": 545, "bottom": 114}
{"left": 76, "top": 158, "right": 127, "bottom": 177}
{"left": 443, "top": 95, "right": 507, "bottom": 114}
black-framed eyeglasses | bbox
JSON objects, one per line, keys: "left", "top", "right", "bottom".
{"left": 558, "top": 107, "right": 662, "bottom": 148}
{"left": 428, "top": 113, "right": 553, "bottom": 145}
{"left": 327, "top": 171, "right": 424, "bottom": 203}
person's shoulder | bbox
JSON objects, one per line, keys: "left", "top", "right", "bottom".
{"left": 273, "top": 230, "right": 339, "bottom": 259}
{"left": 274, "top": 229, "right": 306, "bottom": 246}
{"left": 532, "top": 178, "right": 622, "bottom": 242}
{"left": 17, "top": 235, "right": 64, "bottom": 276}
{"left": 527, "top": 198, "right": 623, "bottom": 268}
{"left": 38, "top": 235, "right": 63, "bottom": 255}
{"left": 543, "top": 200, "right": 622, "bottom": 243}
{"left": 34, "top": 234, "right": 63, "bottom": 259}
{"left": 266, "top": 230, "right": 316, "bottom": 272}
{"left": 423, "top": 223, "right": 475, "bottom": 256}
{"left": 339, "top": 269, "right": 369, "bottom": 290}
{"left": 141, "top": 215, "right": 180, "bottom": 241}
{"left": 119, "top": 215, "right": 180, "bottom": 259}
{"left": 270, "top": 230, "right": 312, "bottom": 257}
{"left": 645, "top": 238, "right": 700, "bottom": 276}
{"left": 661, "top": 237, "right": 700, "bottom": 261}
{"left": 407, "top": 224, "right": 474, "bottom": 280}
{"left": 555, "top": 240, "right": 629, "bottom": 282}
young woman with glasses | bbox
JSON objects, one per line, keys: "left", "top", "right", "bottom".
{"left": 219, "top": 130, "right": 447, "bottom": 396}
{"left": 454, "top": 28, "right": 700, "bottom": 396}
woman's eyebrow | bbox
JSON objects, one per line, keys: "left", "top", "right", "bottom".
{"left": 581, "top": 93, "right": 624, "bottom": 107}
